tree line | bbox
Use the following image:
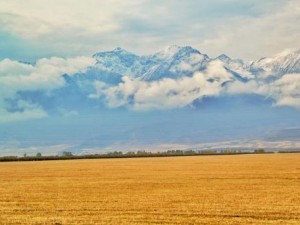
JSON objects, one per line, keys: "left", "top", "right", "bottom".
{"left": 0, "top": 148, "right": 279, "bottom": 162}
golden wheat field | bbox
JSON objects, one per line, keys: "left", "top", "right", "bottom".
{"left": 0, "top": 154, "right": 300, "bottom": 225}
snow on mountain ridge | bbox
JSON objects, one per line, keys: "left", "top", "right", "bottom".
{"left": 73, "top": 46, "right": 300, "bottom": 89}
{"left": 216, "top": 54, "right": 231, "bottom": 63}
{"left": 215, "top": 54, "right": 254, "bottom": 80}
{"left": 3, "top": 46, "right": 300, "bottom": 116}
{"left": 250, "top": 48, "right": 300, "bottom": 79}
{"left": 91, "top": 45, "right": 211, "bottom": 81}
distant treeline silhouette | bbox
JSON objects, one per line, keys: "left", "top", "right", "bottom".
{"left": 0, "top": 148, "right": 290, "bottom": 162}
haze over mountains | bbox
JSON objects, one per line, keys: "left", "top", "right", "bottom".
{"left": 0, "top": 45, "right": 300, "bottom": 155}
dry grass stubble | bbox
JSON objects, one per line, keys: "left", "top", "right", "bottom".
{"left": 0, "top": 154, "right": 299, "bottom": 224}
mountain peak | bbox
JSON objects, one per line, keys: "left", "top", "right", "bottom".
{"left": 158, "top": 45, "right": 183, "bottom": 58}
{"left": 113, "top": 47, "right": 127, "bottom": 52}
{"left": 92, "top": 47, "right": 135, "bottom": 59}
{"left": 164, "top": 45, "right": 181, "bottom": 52}
{"left": 250, "top": 48, "right": 300, "bottom": 77}
{"left": 164, "top": 45, "right": 199, "bottom": 53}
{"left": 217, "top": 54, "right": 231, "bottom": 62}
{"left": 153, "top": 45, "right": 201, "bottom": 60}
{"left": 277, "top": 48, "right": 300, "bottom": 56}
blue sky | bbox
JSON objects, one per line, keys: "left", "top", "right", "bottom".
{"left": 0, "top": 0, "right": 299, "bottom": 61}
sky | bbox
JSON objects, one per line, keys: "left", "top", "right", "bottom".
{"left": 0, "top": 0, "right": 300, "bottom": 155}
{"left": 0, "top": 0, "right": 299, "bottom": 61}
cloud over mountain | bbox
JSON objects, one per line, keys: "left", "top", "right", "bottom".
{"left": 0, "top": 56, "right": 95, "bottom": 122}
{"left": 0, "top": 46, "right": 299, "bottom": 154}
{"left": 91, "top": 61, "right": 233, "bottom": 110}
{"left": 0, "top": 45, "right": 299, "bottom": 121}
{"left": 89, "top": 46, "right": 300, "bottom": 110}
{"left": 268, "top": 73, "right": 300, "bottom": 108}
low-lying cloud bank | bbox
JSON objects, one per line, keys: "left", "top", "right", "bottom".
{"left": 90, "top": 61, "right": 233, "bottom": 110}
{"left": 0, "top": 56, "right": 95, "bottom": 122}
{"left": 225, "top": 73, "right": 300, "bottom": 109}
{"left": 90, "top": 65, "right": 300, "bottom": 111}
{"left": 268, "top": 73, "right": 300, "bottom": 108}
{"left": 0, "top": 55, "right": 299, "bottom": 122}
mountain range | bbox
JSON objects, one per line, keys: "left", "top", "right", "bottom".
{"left": 1, "top": 45, "right": 300, "bottom": 155}
{"left": 62, "top": 45, "right": 299, "bottom": 85}
{"left": 29, "top": 45, "right": 296, "bottom": 112}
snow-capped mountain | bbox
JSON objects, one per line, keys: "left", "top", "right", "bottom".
{"left": 2, "top": 46, "right": 300, "bottom": 155}
{"left": 51, "top": 45, "right": 300, "bottom": 112}
{"left": 250, "top": 49, "right": 300, "bottom": 79}
{"left": 139, "top": 45, "right": 209, "bottom": 81}
{"left": 215, "top": 54, "right": 254, "bottom": 81}
{"left": 73, "top": 45, "right": 300, "bottom": 85}
{"left": 8, "top": 45, "right": 300, "bottom": 114}
{"left": 90, "top": 45, "right": 210, "bottom": 82}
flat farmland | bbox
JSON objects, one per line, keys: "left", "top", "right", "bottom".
{"left": 0, "top": 154, "right": 299, "bottom": 225}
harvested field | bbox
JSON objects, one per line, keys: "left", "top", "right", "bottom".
{"left": 0, "top": 154, "right": 299, "bottom": 224}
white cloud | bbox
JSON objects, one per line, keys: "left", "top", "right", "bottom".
{"left": 226, "top": 80, "right": 260, "bottom": 95}
{"left": 0, "top": 56, "right": 95, "bottom": 95}
{"left": 91, "top": 61, "right": 233, "bottom": 110}
{"left": 266, "top": 73, "right": 300, "bottom": 108}
{"left": 226, "top": 72, "right": 300, "bottom": 108}
{"left": 0, "top": 105, "right": 47, "bottom": 123}
{"left": 0, "top": 46, "right": 299, "bottom": 119}
{"left": 90, "top": 57, "right": 300, "bottom": 111}
{"left": 0, "top": 0, "right": 298, "bottom": 60}
{"left": 199, "top": 0, "right": 300, "bottom": 60}
{"left": 0, "top": 56, "right": 95, "bottom": 122}
{"left": 0, "top": 0, "right": 145, "bottom": 57}
{"left": 0, "top": 1, "right": 128, "bottom": 39}
{"left": 170, "top": 61, "right": 193, "bottom": 73}
{"left": 0, "top": 58, "right": 33, "bottom": 77}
